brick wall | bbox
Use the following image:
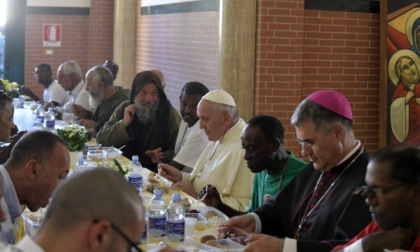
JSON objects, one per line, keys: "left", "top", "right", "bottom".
{"left": 255, "top": 0, "right": 380, "bottom": 155}
{"left": 25, "top": 14, "right": 90, "bottom": 96}
{"left": 24, "top": 0, "right": 114, "bottom": 98}
{"left": 255, "top": 0, "right": 306, "bottom": 155}
{"left": 23, "top": 0, "right": 381, "bottom": 154}
{"left": 135, "top": 0, "right": 381, "bottom": 154}
{"left": 87, "top": 0, "right": 115, "bottom": 68}
{"left": 136, "top": 4, "right": 219, "bottom": 109}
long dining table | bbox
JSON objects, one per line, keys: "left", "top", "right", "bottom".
{"left": 69, "top": 144, "right": 212, "bottom": 251}
{"left": 69, "top": 145, "right": 202, "bottom": 207}
{"left": 20, "top": 142, "right": 234, "bottom": 251}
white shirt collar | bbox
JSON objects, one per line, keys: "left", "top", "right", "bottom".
{"left": 335, "top": 140, "right": 361, "bottom": 166}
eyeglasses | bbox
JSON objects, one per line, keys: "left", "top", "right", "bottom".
{"left": 296, "top": 138, "right": 316, "bottom": 148}
{"left": 110, "top": 222, "right": 143, "bottom": 252}
{"left": 92, "top": 219, "right": 143, "bottom": 252}
{"left": 353, "top": 182, "right": 408, "bottom": 199}
{"left": 296, "top": 125, "right": 335, "bottom": 149}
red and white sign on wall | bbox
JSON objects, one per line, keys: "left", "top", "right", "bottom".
{"left": 43, "top": 24, "right": 61, "bottom": 47}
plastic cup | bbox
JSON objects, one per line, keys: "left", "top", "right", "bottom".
{"left": 62, "top": 112, "right": 76, "bottom": 124}
{"left": 185, "top": 216, "right": 197, "bottom": 237}
{"left": 13, "top": 108, "right": 34, "bottom": 131}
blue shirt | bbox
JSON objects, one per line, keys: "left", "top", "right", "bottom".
{"left": 0, "top": 165, "right": 21, "bottom": 244}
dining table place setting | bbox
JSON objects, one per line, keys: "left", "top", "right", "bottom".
{"left": 50, "top": 138, "right": 248, "bottom": 251}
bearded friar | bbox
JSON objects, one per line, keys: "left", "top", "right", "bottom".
{"left": 96, "top": 70, "right": 181, "bottom": 172}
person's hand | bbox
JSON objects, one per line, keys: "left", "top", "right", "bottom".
{"left": 221, "top": 214, "right": 256, "bottom": 233}
{"left": 157, "top": 163, "right": 182, "bottom": 183}
{"left": 20, "top": 86, "right": 39, "bottom": 101}
{"left": 123, "top": 104, "right": 136, "bottom": 127}
{"left": 72, "top": 104, "right": 88, "bottom": 118}
{"left": 243, "top": 234, "right": 285, "bottom": 252}
{"left": 145, "top": 147, "right": 164, "bottom": 164}
{"left": 198, "top": 184, "right": 222, "bottom": 208}
{"left": 172, "top": 181, "right": 198, "bottom": 198}
{"left": 78, "top": 119, "right": 97, "bottom": 138}
{"left": 43, "top": 102, "right": 54, "bottom": 111}
{"left": 362, "top": 227, "right": 415, "bottom": 252}
{"left": 79, "top": 119, "right": 96, "bottom": 130}
{"left": 19, "top": 86, "right": 33, "bottom": 96}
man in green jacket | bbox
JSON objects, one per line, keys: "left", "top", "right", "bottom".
{"left": 97, "top": 70, "right": 180, "bottom": 172}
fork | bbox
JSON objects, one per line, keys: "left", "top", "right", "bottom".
{"left": 196, "top": 185, "right": 213, "bottom": 206}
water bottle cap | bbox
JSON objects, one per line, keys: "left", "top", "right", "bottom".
{"left": 132, "top": 155, "right": 139, "bottom": 162}
{"left": 153, "top": 189, "right": 162, "bottom": 196}
{"left": 172, "top": 193, "right": 181, "bottom": 201}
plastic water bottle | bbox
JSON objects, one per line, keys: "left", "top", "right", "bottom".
{"left": 32, "top": 104, "right": 44, "bottom": 129}
{"left": 16, "top": 95, "right": 24, "bottom": 109}
{"left": 128, "top": 155, "right": 143, "bottom": 191}
{"left": 129, "top": 155, "right": 143, "bottom": 173}
{"left": 82, "top": 143, "right": 88, "bottom": 159}
{"left": 35, "top": 104, "right": 44, "bottom": 123}
{"left": 74, "top": 157, "right": 95, "bottom": 172}
{"left": 74, "top": 157, "right": 87, "bottom": 172}
{"left": 45, "top": 107, "right": 55, "bottom": 132}
{"left": 148, "top": 189, "right": 166, "bottom": 244}
{"left": 166, "top": 193, "right": 185, "bottom": 246}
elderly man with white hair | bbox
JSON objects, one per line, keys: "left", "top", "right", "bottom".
{"left": 56, "top": 60, "right": 92, "bottom": 114}
{"left": 159, "top": 89, "right": 254, "bottom": 212}
{"left": 72, "top": 66, "right": 128, "bottom": 137}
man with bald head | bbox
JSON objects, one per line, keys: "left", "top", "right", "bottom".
{"left": 159, "top": 89, "right": 254, "bottom": 212}
{"left": 10, "top": 168, "right": 144, "bottom": 251}
{"left": 0, "top": 130, "right": 70, "bottom": 243}
{"left": 72, "top": 66, "right": 128, "bottom": 137}
{"left": 1, "top": 168, "right": 181, "bottom": 251}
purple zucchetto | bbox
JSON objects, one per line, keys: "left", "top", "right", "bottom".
{"left": 307, "top": 90, "right": 353, "bottom": 120}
